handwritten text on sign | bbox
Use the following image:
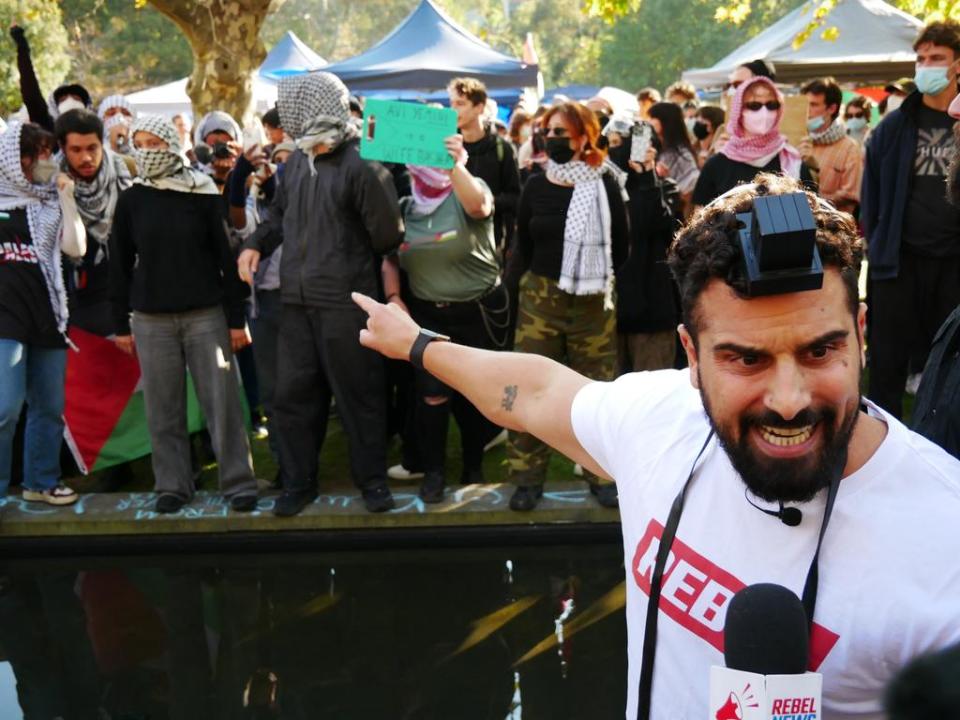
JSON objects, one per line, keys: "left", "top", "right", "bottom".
{"left": 360, "top": 99, "right": 457, "bottom": 169}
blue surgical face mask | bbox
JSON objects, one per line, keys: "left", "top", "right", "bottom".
{"left": 806, "top": 115, "right": 826, "bottom": 132}
{"left": 915, "top": 65, "right": 952, "bottom": 96}
{"left": 846, "top": 117, "right": 867, "bottom": 133}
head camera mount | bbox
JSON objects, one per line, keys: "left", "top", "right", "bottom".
{"left": 737, "top": 192, "right": 823, "bottom": 297}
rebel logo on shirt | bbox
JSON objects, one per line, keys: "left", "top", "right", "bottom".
{"left": 0, "top": 240, "right": 39, "bottom": 265}
{"left": 632, "top": 519, "right": 840, "bottom": 671}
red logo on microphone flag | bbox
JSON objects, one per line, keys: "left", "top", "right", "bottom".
{"left": 632, "top": 519, "right": 840, "bottom": 670}
{"left": 715, "top": 684, "right": 760, "bottom": 720}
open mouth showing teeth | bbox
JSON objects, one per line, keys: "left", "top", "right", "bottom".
{"left": 758, "top": 424, "right": 815, "bottom": 447}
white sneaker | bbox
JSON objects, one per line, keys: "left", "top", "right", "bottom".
{"left": 22, "top": 484, "right": 78, "bottom": 506}
{"left": 484, "top": 429, "right": 508, "bottom": 452}
{"left": 387, "top": 464, "right": 425, "bottom": 481}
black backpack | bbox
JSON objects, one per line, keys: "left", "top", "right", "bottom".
{"left": 911, "top": 304, "right": 960, "bottom": 460}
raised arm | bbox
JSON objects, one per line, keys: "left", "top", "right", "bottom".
{"left": 352, "top": 292, "right": 609, "bottom": 479}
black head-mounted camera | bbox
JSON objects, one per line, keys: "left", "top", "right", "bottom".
{"left": 737, "top": 192, "right": 823, "bottom": 297}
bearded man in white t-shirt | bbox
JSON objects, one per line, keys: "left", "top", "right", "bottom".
{"left": 351, "top": 173, "right": 960, "bottom": 720}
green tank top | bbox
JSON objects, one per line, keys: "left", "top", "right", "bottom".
{"left": 399, "top": 184, "right": 499, "bottom": 303}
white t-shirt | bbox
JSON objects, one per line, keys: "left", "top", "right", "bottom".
{"left": 571, "top": 369, "right": 960, "bottom": 720}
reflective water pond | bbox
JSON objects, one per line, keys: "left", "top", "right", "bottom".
{"left": 0, "top": 544, "right": 627, "bottom": 719}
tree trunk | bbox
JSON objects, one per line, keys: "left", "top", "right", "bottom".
{"left": 146, "top": 0, "right": 283, "bottom": 124}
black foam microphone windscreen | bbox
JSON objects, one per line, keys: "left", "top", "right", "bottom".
{"left": 724, "top": 583, "right": 809, "bottom": 675}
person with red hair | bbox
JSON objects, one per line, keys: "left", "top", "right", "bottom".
{"left": 504, "top": 102, "right": 629, "bottom": 511}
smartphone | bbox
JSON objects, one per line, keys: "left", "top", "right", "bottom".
{"left": 243, "top": 123, "right": 266, "bottom": 153}
{"left": 630, "top": 122, "right": 653, "bottom": 164}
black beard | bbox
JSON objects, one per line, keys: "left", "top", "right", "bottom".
{"left": 698, "top": 376, "right": 860, "bottom": 504}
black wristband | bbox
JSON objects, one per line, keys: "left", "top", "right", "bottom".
{"left": 409, "top": 330, "right": 449, "bottom": 371}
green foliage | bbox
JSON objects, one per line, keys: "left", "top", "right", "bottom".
{"left": 61, "top": 0, "right": 192, "bottom": 100}
{"left": 0, "top": 0, "right": 71, "bottom": 115}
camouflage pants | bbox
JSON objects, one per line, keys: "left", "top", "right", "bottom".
{"left": 506, "top": 273, "right": 615, "bottom": 487}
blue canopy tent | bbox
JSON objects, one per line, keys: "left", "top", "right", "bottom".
{"left": 323, "top": 0, "right": 539, "bottom": 91}
{"left": 543, "top": 85, "right": 601, "bottom": 103}
{"left": 259, "top": 31, "right": 327, "bottom": 81}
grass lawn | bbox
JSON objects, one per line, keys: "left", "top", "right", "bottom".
{"left": 71, "top": 368, "right": 909, "bottom": 495}
{"left": 72, "top": 414, "right": 582, "bottom": 495}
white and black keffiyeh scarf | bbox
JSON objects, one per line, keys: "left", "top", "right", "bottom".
{"left": 547, "top": 159, "right": 614, "bottom": 308}
{"left": 60, "top": 147, "right": 132, "bottom": 263}
{"left": 810, "top": 120, "right": 847, "bottom": 146}
{"left": 131, "top": 115, "right": 217, "bottom": 195}
{"left": 98, "top": 94, "right": 134, "bottom": 121}
{"left": 278, "top": 72, "right": 358, "bottom": 175}
{"left": 0, "top": 122, "right": 69, "bottom": 335}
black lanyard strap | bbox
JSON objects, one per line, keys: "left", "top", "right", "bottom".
{"left": 636, "top": 430, "right": 713, "bottom": 720}
{"left": 635, "top": 431, "right": 841, "bottom": 720}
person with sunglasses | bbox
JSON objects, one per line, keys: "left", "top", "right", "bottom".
{"left": 692, "top": 76, "right": 815, "bottom": 208}
{"left": 504, "top": 102, "right": 629, "bottom": 511}
{"left": 844, "top": 95, "right": 873, "bottom": 146}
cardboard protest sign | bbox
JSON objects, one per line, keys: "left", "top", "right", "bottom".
{"left": 360, "top": 99, "right": 458, "bottom": 169}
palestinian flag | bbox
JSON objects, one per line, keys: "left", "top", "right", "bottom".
{"left": 63, "top": 327, "right": 207, "bottom": 474}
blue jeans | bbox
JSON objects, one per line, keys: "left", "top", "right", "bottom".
{"left": 0, "top": 339, "right": 67, "bottom": 496}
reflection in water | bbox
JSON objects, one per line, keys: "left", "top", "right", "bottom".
{"left": 0, "top": 545, "right": 626, "bottom": 719}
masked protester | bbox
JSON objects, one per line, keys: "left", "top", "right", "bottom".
{"left": 0, "top": 122, "right": 86, "bottom": 506}
{"left": 692, "top": 76, "right": 816, "bottom": 208}
{"left": 9, "top": 25, "right": 93, "bottom": 133}
{"left": 505, "top": 102, "right": 629, "bottom": 512}
{"left": 861, "top": 20, "right": 960, "bottom": 420}
{"left": 608, "top": 123, "right": 682, "bottom": 375}
{"left": 648, "top": 102, "right": 700, "bottom": 217}
{"left": 108, "top": 115, "right": 257, "bottom": 515}
{"left": 692, "top": 105, "right": 725, "bottom": 166}
{"left": 380, "top": 136, "right": 507, "bottom": 503}
{"left": 844, "top": 95, "right": 873, "bottom": 146}
{"left": 238, "top": 72, "right": 403, "bottom": 517}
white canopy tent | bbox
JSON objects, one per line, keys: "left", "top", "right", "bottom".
{"left": 126, "top": 76, "right": 279, "bottom": 120}
{"left": 682, "top": 0, "right": 922, "bottom": 88}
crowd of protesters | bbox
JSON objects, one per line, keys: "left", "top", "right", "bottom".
{"left": 2, "top": 18, "right": 959, "bottom": 519}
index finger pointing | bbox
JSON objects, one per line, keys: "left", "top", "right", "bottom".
{"left": 351, "top": 292, "right": 380, "bottom": 315}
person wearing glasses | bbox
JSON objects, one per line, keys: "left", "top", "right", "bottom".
{"left": 505, "top": 102, "right": 629, "bottom": 511}
{"left": 844, "top": 95, "right": 873, "bottom": 146}
{"left": 692, "top": 76, "right": 815, "bottom": 208}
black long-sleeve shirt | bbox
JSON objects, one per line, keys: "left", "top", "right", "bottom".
{"left": 245, "top": 139, "right": 402, "bottom": 309}
{"left": 464, "top": 131, "right": 521, "bottom": 249}
{"left": 108, "top": 185, "right": 247, "bottom": 335}
{"left": 12, "top": 28, "right": 54, "bottom": 132}
{"left": 515, "top": 172, "right": 629, "bottom": 281}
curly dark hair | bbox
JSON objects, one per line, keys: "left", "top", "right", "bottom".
{"left": 667, "top": 173, "right": 863, "bottom": 345}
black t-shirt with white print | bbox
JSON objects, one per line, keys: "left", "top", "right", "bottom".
{"left": 0, "top": 208, "right": 63, "bottom": 347}
{"left": 901, "top": 103, "right": 960, "bottom": 257}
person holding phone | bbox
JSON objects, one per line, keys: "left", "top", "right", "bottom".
{"left": 692, "top": 76, "right": 816, "bottom": 208}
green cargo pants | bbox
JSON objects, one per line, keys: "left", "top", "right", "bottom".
{"left": 506, "top": 273, "right": 616, "bottom": 487}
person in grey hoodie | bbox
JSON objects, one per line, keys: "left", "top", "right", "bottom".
{"left": 239, "top": 72, "right": 403, "bottom": 516}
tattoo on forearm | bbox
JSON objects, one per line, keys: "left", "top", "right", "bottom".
{"left": 501, "top": 385, "right": 518, "bottom": 412}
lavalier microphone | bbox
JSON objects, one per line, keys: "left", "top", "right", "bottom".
{"left": 744, "top": 489, "right": 803, "bottom": 527}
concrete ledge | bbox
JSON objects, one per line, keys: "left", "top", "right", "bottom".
{"left": 0, "top": 482, "right": 620, "bottom": 538}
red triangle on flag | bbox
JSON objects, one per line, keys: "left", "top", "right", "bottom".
{"left": 64, "top": 327, "right": 143, "bottom": 473}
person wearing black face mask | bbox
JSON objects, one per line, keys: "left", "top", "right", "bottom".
{"left": 609, "top": 123, "right": 683, "bottom": 375}
{"left": 505, "top": 102, "right": 629, "bottom": 512}
{"left": 691, "top": 105, "right": 725, "bottom": 168}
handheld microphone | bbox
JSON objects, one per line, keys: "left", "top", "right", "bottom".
{"left": 745, "top": 490, "right": 803, "bottom": 527}
{"left": 709, "top": 584, "right": 822, "bottom": 720}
